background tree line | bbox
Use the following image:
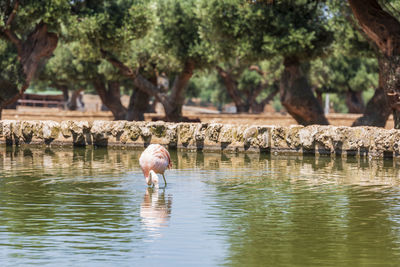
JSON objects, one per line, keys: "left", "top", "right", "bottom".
{"left": 0, "top": 0, "right": 399, "bottom": 128}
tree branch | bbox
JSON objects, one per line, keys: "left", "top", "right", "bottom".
{"left": 100, "top": 49, "right": 137, "bottom": 78}
{"left": 6, "top": 0, "right": 19, "bottom": 27}
{"left": 216, "top": 65, "right": 246, "bottom": 108}
{"left": 260, "top": 86, "right": 279, "bottom": 105}
{"left": 1, "top": 0, "right": 22, "bottom": 53}
{"left": 250, "top": 83, "right": 265, "bottom": 103}
{"left": 100, "top": 49, "right": 166, "bottom": 102}
{"left": 170, "top": 60, "right": 195, "bottom": 104}
{"left": 248, "top": 65, "right": 279, "bottom": 105}
{"left": 348, "top": 0, "right": 400, "bottom": 56}
{"left": 342, "top": 4, "right": 380, "bottom": 54}
{"left": 249, "top": 65, "right": 267, "bottom": 77}
{"left": 249, "top": 64, "right": 279, "bottom": 82}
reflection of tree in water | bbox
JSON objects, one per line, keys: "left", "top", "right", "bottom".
{"left": 0, "top": 146, "right": 143, "bottom": 249}
{"left": 344, "top": 187, "right": 400, "bottom": 265}
{"left": 209, "top": 155, "right": 400, "bottom": 266}
{"left": 140, "top": 188, "right": 172, "bottom": 233}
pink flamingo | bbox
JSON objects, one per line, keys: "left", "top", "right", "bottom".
{"left": 139, "top": 144, "right": 172, "bottom": 187}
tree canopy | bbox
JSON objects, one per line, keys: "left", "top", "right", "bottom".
{"left": 0, "top": 0, "right": 396, "bottom": 128}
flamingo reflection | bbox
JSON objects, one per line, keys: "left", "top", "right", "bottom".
{"left": 140, "top": 187, "right": 172, "bottom": 232}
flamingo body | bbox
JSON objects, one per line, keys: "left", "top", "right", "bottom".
{"left": 139, "top": 144, "right": 172, "bottom": 187}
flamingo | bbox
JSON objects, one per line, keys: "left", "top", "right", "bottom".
{"left": 139, "top": 144, "right": 172, "bottom": 187}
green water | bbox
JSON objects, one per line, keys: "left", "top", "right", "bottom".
{"left": 1, "top": 146, "right": 400, "bottom": 266}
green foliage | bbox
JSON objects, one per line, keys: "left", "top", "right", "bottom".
{"left": 201, "top": 0, "right": 333, "bottom": 113}
{"left": 126, "top": 29, "right": 181, "bottom": 78}
{"left": 187, "top": 70, "right": 229, "bottom": 109}
{"left": 0, "top": 0, "right": 70, "bottom": 105}
{"left": 377, "top": 0, "right": 400, "bottom": 22}
{"left": 34, "top": 1, "right": 154, "bottom": 94}
{"left": 68, "top": 0, "right": 152, "bottom": 60}
{"left": 239, "top": 69, "right": 263, "bottom": 90}
{"left": 0, "top": 0, "right": 386, "bottom": 116}
{"left": 156, "top": 0, "right": 214, "bottom": 68}
{"left": 0, "top": 39, "right": 24, "bottom": 101}
{"left": 0, "top": 0, "right": 70, "bottom": 34}
{"left": 204, "top": 0, "right": 334, "bottom": 62}
{"left": 272, "top": 94, "right": 282, "bottom": 112}
{"left": 35, "top": 40, "right": 133, "bottom": 94}
{"left": 362, "top": 87, "right": 375, "bottom": 105}
{"left": 324, "top": 93, "right": 348, "bottom": 113}
{"left": 0, "top": 40, "right": 24, "bottom": 87}
{"left": 311, "top": 56, "right": 378, "bottom": 93}
{"left": 309, "top": 1, "right": 379, "bottom": 112}
{"left": 187, "top": 58, "right": 282, "bottom": 110}
{"left": 239, "top": 58, "right": 282, "bottom": 99}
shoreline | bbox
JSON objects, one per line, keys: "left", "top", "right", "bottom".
{"left": 1, "top": 120, "right": 399, "bottom": 158}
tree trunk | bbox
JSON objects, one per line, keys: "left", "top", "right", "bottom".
{"left": 216, "top": 66, "right": 249, "bottom": 113}
{"left": 0, "top": 80, "right": 19, "bottom": 111}
{"left": 54, "top": 84, "right": 69, "bottom": 110}
{"left": 352, "top": 87, "right": 390, "bottom": 127}
{"left": 126, "top": 85, "right": 151, "bottom": 121}
{"left": 93, "top": 80, "right": 127, "bottom": 120}
{"left": 381, "top": 56, "right": 400, "bottom": 128}
{"left": 58, "top": 85, "right": 69, "bottom": 102}
{"left": 101, "top": 50, "right": 194, "bottom": 122}
{"left": 280, "top": 56, "right": 329, "bottom": 125}
{"left": 127, "top": 88, "right": 151, "bottom": 121}
{"left": 148, "top": 99, "right": 157, "bottom": 113}
{"left": 348, "top": 0, "right": 400, "bottom": 128}
{"left": 345, "top": 89, "right": 365, "bottom": 113}
{"left": 315, "top": 89, "right": 323, "bottom": 107}
{"left": 162, "top": 60, "right": 195, "bottom": 121}
{"left": 0, "top": 21, "right": 58, "bottom": 110}
{"left": 249, "top": 86, "right": 279, "bottom": 113}
{"left": 67, "top": 89, "right": 84, "bottom": 111}
{"left": 352, "top": 56, "right": 391, "bottom": 127}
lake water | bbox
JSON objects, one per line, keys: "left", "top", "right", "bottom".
{"left": 1, "top": 146, "right": 400, "bottom": 266}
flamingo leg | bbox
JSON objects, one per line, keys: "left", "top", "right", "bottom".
{"left": 162, "top": 174, "right": 167, "bottom": 186}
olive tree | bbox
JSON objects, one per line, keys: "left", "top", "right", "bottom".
{"left": 0, "top": 0, "right": 68, "bottom": 117}
{"left": 203, "top": 0, "right": 333, "bottom": 125}
{"left": 98, "top": 0, "right": 214, "bottom": 121}
{"left": 348, "top": 0, "right": 400, "bottom": 128}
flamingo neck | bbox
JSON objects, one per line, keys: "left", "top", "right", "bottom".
{"left": 147, "top": 170, "right": 159, "bottom": 187}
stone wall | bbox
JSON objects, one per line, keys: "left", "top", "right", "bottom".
{"left": 0, "top": 120, "right": 399, "bottom": 158}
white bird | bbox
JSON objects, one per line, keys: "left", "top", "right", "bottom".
{"left": 139, "top": 144, "right": 172, "bottom": 187}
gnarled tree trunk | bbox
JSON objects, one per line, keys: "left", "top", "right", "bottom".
{"left": 217, "top": 65, "right": 279, "bottom": 114}
{"left": 162, "top": 60, "right": 195, "bottom": 121}
{"left": 126, "top": 71, "right": 156, "bottom": 121}
{"left": 348, "top": 0, "right": 400, "bottom": 128}
{"left": 352, "top": 57, "right": 391, "bottom": 127}
{"left": 216, "top": 66, "right": 249, "bottom": 113}
{"left": 280, "top": 56, "right": 329, "bottom": 125}
{"left": 101, "top": 49, "right": 195, "bottom": 122}
{"left": 126, "top": 88, "right": 151, "bottom": 121}
{"left": 315, "top": 88, "right": 323, "bottom": 107}
{"left": 345, "top": 89, "right": 365, "bottom": 113}
{"left": 382, "top": 56, "right": 400, "bottom": 128}
{"left": 352, "top": 87, "right": 390, "bottom": 127}
{"left": 0, "top": 17, "right": 58, "bottom": 116}
{"left": 249, "top": 86, "right": 279, "bottom": 113}
{"left": 57, "top": 85, "right": 69, "bottom": 102}
{"left": 93, "top": 79, "right": 127, "bottom": 120}
{"left": 67, "top": 88, "right": 84, "bottom": 111}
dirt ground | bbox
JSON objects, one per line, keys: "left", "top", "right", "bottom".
{"left": 2, "top": 106, "right": 394, "bottom": 129}
{"left": 3, "top": 93, "right": 394, "bottom": 128}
